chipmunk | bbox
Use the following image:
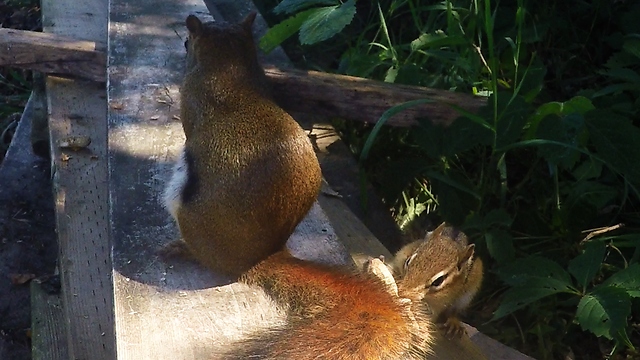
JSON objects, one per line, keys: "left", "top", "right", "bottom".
{"left": 163, "top": 13, "right": 480, "bottom": 359}
{"left": 391, "top": 223, "right": 484, "bottom": 339}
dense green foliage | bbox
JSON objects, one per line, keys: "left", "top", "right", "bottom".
{"left": 258, "top": 0, "right": 640, "bottom": 358}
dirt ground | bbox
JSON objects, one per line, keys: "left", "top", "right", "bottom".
{"left": 0, "top": 114, "right": 57, "bottom": 360}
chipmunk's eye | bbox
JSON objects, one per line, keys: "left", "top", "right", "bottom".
{"left": 404, "top": 253, "right": 417, "bottom": 271}
{"left": 184, "top": 39, "right": 189, "bottom": 49}
{"left": 428, "top": 273, "right": 447, "bottom": 289}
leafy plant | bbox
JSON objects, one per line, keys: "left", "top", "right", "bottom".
{"left": 259, "top": 0, "right": 357, "bottom": 52}
{"left": 259, "top": 0, "right": 640, "bottom": 358}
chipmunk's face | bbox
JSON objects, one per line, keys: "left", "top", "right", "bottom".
{"left": 396, "top": 224, "right": 480, "bottom": 317}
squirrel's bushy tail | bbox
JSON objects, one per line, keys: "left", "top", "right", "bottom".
{"left": 219, "top": 251, "right": 433, "bottom": 360}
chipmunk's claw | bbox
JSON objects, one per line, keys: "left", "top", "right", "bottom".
{"left": 439, "top": 317, "right": 467, "bottom": 339}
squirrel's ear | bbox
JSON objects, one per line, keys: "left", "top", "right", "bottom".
{"left": 242, "top": 12, "right": 257, "bottom": 30}
{"left": 186, "top": 15, "right": 203, "bottom": 35}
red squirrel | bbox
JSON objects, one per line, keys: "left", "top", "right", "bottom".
{"left": 162, "top": 13, "right": 484, "bottom": 359}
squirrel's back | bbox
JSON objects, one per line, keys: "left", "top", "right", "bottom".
{"left": 163, "top": 14, "right": 321, "bottom": 277}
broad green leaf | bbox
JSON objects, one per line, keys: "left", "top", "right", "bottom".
{"left": 497, "top": 256, "right": 573, "bottom": 286}
{"left": 273, "top": 0, "right": 338, "bottom": 15}
{"left": 622, "top": 36, "right": 640, "bottom": 59}
{"left": 572, "top": 159, "right": 603, "bottom": 181}
{"left": 591, "top": 82, "right": 640, "bottom": 98}
{"left": 485, "top": 229, "right": 515, "bottom": 265}
{"left": 599, "top": 67, "right": 640, "bottom": 83}
{"left": 483, "top": 209, "right": 513, "bottom": 228}
{"left": 299, "top": 0, "right": 356, "bottom": 45}
{"left": 525, "top": 96, "right": 594, "bottom": 139}
{"left": 492, "top": 277, "right": 576, "bottom": 320}
{"left": 536, "top": 113, "right": 585, "bottom": 170}
{"left": 602, "top": 263, "right": 640, "bottom": 298}
{"left": 585, "top": 109, "right": 640, "bottom": 187}
{"left": 259, "top": 9, "right": 316, "bottom": 53}
{"left": 576, "top": 286, "right": 630, "bottom": 340}
{"left": 568, "top": 241, "right": 606, "bottom": 289}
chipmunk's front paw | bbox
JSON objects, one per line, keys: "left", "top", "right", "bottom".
{"left": 439, "top": 316, "right": 467, "bottom": 339}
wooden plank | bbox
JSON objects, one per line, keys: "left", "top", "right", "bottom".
{"left": 46, "top": 77, "right": 114, "bottom": 359}
{"left": 107, "top": 1, "right": 348, "bottom": 358}
{"left": 0, "top": 28, "right": 105, "bottom": 82}
{"left": 31, "top": 279, "right": 69, "bottom": 360}
{"left": 265, "top": 66, "right": 487, "bottom": 127}
{"left": 41, "top": 0, "right": 113, "bottom": 359}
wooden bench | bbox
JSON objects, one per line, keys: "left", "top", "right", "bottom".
{"left": 0, "top": 0, "right": 534, "bottom": 358}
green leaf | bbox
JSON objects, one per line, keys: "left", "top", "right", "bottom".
{"left": 497, "top": 256, "right": 573, "bottom": 286}
{"left": 536, "top": 113, "right": 586, "bottom": 170}
{"left": 622, "top": 36, "right": 640, "bottom": 59}
{"left": 410, "top": 32, "right": 467, "bottom": 51}
{"left": 485, "top": 229, "right": 515, "bottom": 265}
{"left": 602, "top": 263, "right": 640, "bottom": 298}
{"left": 568, "top": 241, "right": 606, "bottom": 289}
{"left": 525, "top": 96, "right": 595, "bottom": 139}
{"left": 259, "top": 9, "right": 316, "bottom": 53}
{"left": 483, "top": 208, "right": 513, "bottom": 228}
{"left": 572, "top": 159, "right": 603, "bottom": 181}
{"left": 298, "top": 0, "right": 356, "bottom": 45}
{"left": 492, "top": 277, "right": 575, "bottom": 320}
{"left": 585, "top": 109, "right": 640, "bottom": 187}
{"left": 576, "top": 286, "right": 631, "bottom": 340}
{"left": 273, "top": 0, "right": 338, "bottom": 15}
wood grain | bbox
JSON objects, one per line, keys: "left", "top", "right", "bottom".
{"left": 31, "top": 279, "right": 69, "bottom": 360}
{"left": 41, "top": 0, "right": 113, "bottom": 358}
{"left": 265, "top": 66, "right": 487, "bottom": 127}
{"left": 0, "top": 28, "right": 105, "bottom": 82}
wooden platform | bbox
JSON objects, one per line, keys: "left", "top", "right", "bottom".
{"left": 28, "top": 0, "right": 533, "bottom": 358}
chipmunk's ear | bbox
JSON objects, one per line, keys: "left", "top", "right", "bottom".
{"left": 241, "top": 12, "right": 257, "bottom": 30}
{"left": 458, "top": 244, "right": 475, "bottom": 270}
{"left": 186, "top": 15, "right": 203, "bottom": 35}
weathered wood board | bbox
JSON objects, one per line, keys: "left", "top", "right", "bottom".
{"left": 107, "top": 0, "right": 348, "bottom": 358}
{"left": 0, "top": 28, "right": 106, "bottom": 82}
{"left": 41, "top": 0, "right": 113, "bottom": 359}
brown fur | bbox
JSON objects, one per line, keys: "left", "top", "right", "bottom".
{"left": 394, "top": 223, "right": 483, "bottom": 337}
{"left": 175, "top": 13, "right": 321, "bottom": 276}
